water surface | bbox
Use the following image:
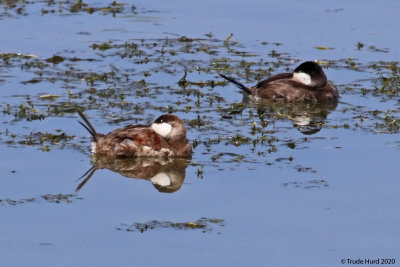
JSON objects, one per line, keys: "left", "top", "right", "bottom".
{"left": 1, "top": 0, "right": 400, "bottom": 266}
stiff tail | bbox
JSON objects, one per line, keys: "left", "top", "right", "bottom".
{"left": 219, "top": 73, "right": 252, "bottom": 94}
{"left": 77, "top": 110, "right": 98, "bottom": 140}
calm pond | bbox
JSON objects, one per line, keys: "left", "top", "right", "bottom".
{"left": 1, "top": 0, "right": 399, "bottom": 266}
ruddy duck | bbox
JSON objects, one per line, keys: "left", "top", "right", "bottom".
{"left": 77, "top": 111, "right": 192, "bottom": 158}
{"left": 219, "top": 61, "right": 338, "bottom": 102}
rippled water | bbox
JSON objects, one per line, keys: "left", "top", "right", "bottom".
{"left": 1, "top": 0, "right": 400, "bottom": 266}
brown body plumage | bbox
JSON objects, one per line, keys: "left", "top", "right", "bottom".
{"left": 219, "top": 61, "right": 339, "bottom": 102}
{"left": 77, "top": 111, "right": 192, "bottom": 158}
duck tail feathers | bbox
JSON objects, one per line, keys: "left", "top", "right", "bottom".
{"left": 219, "top": 73, "right": 252, "bottom": 94}
{"left": 77, "top": 110, "right": 98, "bottom": 140}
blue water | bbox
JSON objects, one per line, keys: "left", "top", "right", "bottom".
{"left": 1, "top": 0, "right": 400, "bottom": 266}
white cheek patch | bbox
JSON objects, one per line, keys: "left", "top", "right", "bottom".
{"left": 151, "top": 122, "right": 172, "bottom": 138}
{"left": 91, "top": 142, "right": 97, "bottom": 153}
{"left": 293, "top": 72, "right": 312, "bottom": 86}
{"left": 150, "top": 173, "right": 171, "bottom": 187}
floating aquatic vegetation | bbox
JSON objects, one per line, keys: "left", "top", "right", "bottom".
{"left": 314, "top": 46, "right": 333, "bottom": 50}
{"left": 1, "top": 32, "right": 400, "bottom": 173}
{"left": 0, "top": 193, "right": 82, "bottom": 206}
{"left": 116, "top": 217, "right": 224, "bottom": 233}
{"left": 282, "top": 179, "right": 328, "bottom": 189}
{"left": 2, "top": 128, "right": 77, "bottom": 152}
{"left": 0, "top": 0, "right": 141, "bottom": 18}
{"left": 42, "top": 193, "right": 81, "bottom": 203}
{"left": 355, "top": 42, "right": 389, "bottom": 53}
{"left": 45, "top": 55, "right": 65, "bottom": 64}
{"left": 227, "top": 134, "right": 252, "bottom": 146}
{"left": 196, "top": 164, "right": 204, "bottom": 178}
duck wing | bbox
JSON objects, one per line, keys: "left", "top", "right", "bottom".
{"left": 254, "top": 73, "right": 293, "bottom": 89}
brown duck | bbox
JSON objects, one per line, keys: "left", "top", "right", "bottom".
{"left": 77, "top": 111, "right": 192, "bottom": 158}
{"left": 219, "top": 61, "right": 338, "bottom": 102}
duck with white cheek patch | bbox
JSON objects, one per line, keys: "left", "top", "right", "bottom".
{"left": 219, "top": 61, "right": 339, "bottom": 102}
{"left": 77, "top": 111, "right": 192, "bottom": 158}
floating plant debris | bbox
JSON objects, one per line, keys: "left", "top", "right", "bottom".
{"left": 314, "top": 46, "right": 333, "bottom": 50}
{"left": 0, "top": 0, "right": 140, "bottom": 18}
{"left": 116, "top": 217, "right": 225, "bottom": 233}
{"left": 0, "top": 193, "right": 82, "bottom": 206}
{"left": 1, "top": 32, "right": 400, "bottom": 173}
{"left": 282, "top": 179, "right": 328, "bottom": 189}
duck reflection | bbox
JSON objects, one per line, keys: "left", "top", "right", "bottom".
{"left": 254, "top": 100, "right": 338, "bottom": 135}
{"left": 76, "top": 156, "right": 190, "bottom": 193}
{"left": 232, "top": 91, "right": 337, "bottom": 135}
